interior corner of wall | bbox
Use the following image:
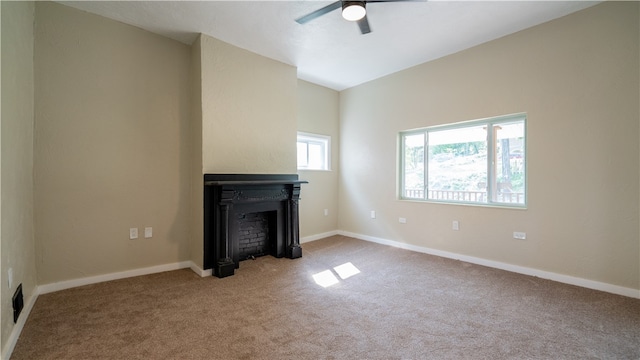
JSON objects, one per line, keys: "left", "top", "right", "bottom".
{"left": 192, "top": 33, "right": 200, "bottom": 45}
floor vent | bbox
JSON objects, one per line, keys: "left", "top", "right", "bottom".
{"left": 13, "top": 283, "right": 23, "bottom": 323}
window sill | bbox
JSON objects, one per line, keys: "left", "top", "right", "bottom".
{"left": 398, "top": 198, "right": 527, "bottom": 210}
{"left": 297, "top": 168, "right": 332, "bottom": 172}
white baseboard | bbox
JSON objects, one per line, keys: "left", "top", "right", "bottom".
{"left": 189, "top": 261, "right": 212, "bottom": 277}
{"left": 338, "top": 230, "right": 640, "bottom": 299}
{"left": 23, "top": 233, "right": 640, "bottom": 299}
{"left": 301, "top": 230, "right": 339, "bottom": 243}
{"left": 2, "top": 286, "right": 40, "bottom": 360}
{"left": 38, "top": 261, "right": 193, "bottom": 294}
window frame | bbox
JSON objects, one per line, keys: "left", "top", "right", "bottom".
{"left": 297, "top": 132, "right": 331, "bottom": 171}
{"left": 399, "top": 113, "right": 527, "bottom": 208}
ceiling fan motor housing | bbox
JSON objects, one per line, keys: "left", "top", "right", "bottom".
{"left": 342, "top": 1, "right": 367, "bottom": 21}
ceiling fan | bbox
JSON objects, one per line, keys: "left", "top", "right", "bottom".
{"left": 295, "top": 0, "right": 422, "bottom": 35}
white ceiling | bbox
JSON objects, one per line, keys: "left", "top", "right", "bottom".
{"left": 58, "top": 1, "right": 600, "bottom": 91}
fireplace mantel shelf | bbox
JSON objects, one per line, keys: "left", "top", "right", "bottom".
{"left": 205, "top": 180, "right": 308, "bottom": 186}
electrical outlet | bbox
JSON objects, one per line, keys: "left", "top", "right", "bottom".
{"left": 452, "top": 221, "right": 459, "bottom": 231}
{"left": 513, "top": 231, "right": 526, "bottom": 240}
{"left": 129, "top": 228, "right": 138, "bottom": 240}
{"left": 399, "top": 217, "right": 407, "bottom": 224}
{"left": 144, "top": 227, "right": 153, "bottom": 238}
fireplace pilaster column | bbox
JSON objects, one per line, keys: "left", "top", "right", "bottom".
{"left": 286, "top": 184, "right": 302, "bottom": 259}
{"left": 216, "top": 190, "right": 236, "bottom": 278}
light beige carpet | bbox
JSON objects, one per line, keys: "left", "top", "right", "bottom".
{"left": 11, "top": 236, "right": 640, "bottom": 359}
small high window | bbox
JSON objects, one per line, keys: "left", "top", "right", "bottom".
{"left": 400, "top": 113, "right": 526, "bottom": 207}
{"left": 297, "top": 132, "right": 330, "bottom": 171}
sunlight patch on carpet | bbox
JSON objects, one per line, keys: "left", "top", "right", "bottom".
{"left": 313, "top": 270, "right": 340, "bottom": 287}
{"left": 313, "top": 262, "right": 361, "bottom": 287}
{"left": 334, "top": 262, "right": 360, "bottom": 279}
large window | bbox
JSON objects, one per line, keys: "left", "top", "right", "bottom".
{"left": 400, "top": 114, "right": 526, "bottom": 207}
{"left": 297, "top": 132, "right": 331, "bottom": 171}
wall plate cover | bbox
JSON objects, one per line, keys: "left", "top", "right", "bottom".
{"left": 513, "top": 232, "right": 527, "bottom": 240}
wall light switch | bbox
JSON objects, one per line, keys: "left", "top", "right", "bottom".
{"left": 144, "top": 227, "right": 153, "bottom": 238}
{"left": 324, "top": 209, "right": 329, "bottom": 216}
{"left": 399, "top": 217, "right": 407, "bottom": 224}
{"left": 129, "top": 228, "right": 138, "bottom": 240}
{"left": 370, "top": 210, "right": 376, "bottom": 219}
{"left": 452, "top": 221, "right": 459, "bottom": 231}
{"left": 8, "top": 268, "right": 13, "bottom": 289}
{"left": 513, "top": 232, "right": 526, "bottom": 240}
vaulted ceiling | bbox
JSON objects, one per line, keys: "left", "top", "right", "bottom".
{"left": 59, "top": 1, "right": 600, "bottom": 91}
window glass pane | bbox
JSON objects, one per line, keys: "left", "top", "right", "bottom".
{"left": 428, "top": 125, "right": 488, "bottom": 203}
{"left": 493, "top": 121, "right": 525, "bottom": 204}
{"left": 307, "top": 142, "right": 324, "bottom": 170}
{"left": 403, "top": 134, "right": 425, "bottom": 198}
{"left": 297, "top": 142, "right": 308, "bottom": 167}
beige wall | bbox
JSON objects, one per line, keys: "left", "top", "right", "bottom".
{"left": 1, "top": 1, "right": 37, "bottom": 353}
{"left": 33, "top": 2, "right": 192, "bottom": 284}
{"left": 200, "top": 34, "right": 297, "bottom": 175}
{"left": 297, "top": 80, "right": 340, "bottom": 239}
{"left": 339, "top": 2, "right": 640, "bottom": 290}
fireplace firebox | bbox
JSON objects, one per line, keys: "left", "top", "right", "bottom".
{"left": 203, "top": 174, "right": 307, "bottom": 278}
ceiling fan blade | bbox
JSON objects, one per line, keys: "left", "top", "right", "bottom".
{"left": 295, "top": 1, "right": 342, "bottom": 24}
{"left": 357, "top": 15, "right": 371, "bottom": 34}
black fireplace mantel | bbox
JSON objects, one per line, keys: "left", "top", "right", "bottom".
{"left": 203, "top": 174, "right": 307, "bottom": 278}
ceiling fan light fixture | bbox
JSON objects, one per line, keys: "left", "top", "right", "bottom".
{"left": 342, "top": 1, "right": 366, "bottom": 22}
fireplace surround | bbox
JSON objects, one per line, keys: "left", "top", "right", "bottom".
{"left": 203, "top": 174, "right": 307, "bottom": 278}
